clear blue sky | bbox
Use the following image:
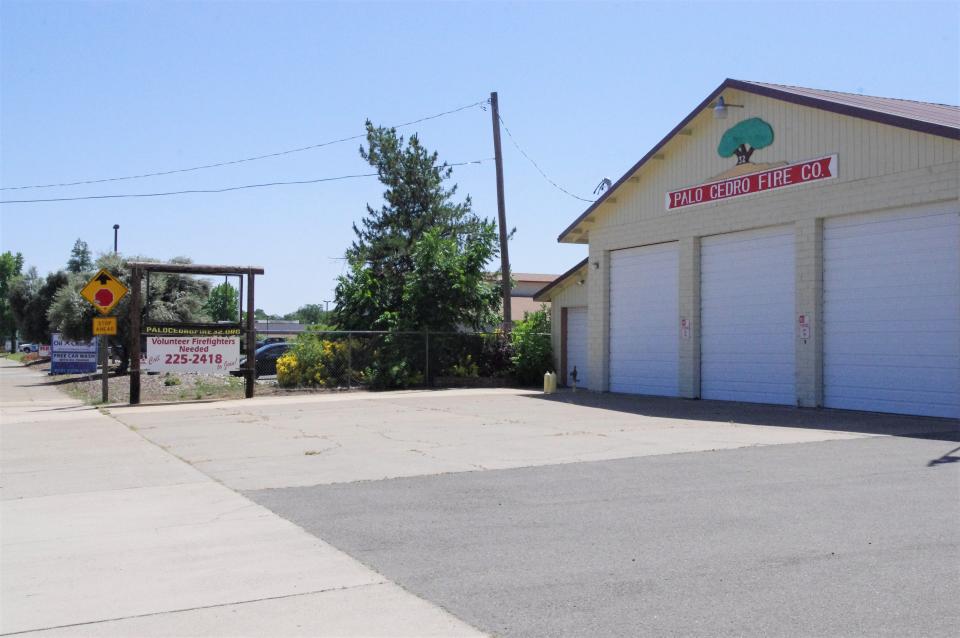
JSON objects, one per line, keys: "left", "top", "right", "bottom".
{"left": 2, "top": 1, "right": 957, "bottom": 314}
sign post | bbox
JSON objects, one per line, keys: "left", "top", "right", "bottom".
{"left": 82, "top": 270, "right": 128, "bottom": 404}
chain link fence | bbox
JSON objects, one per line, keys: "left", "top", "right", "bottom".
{"left": 254, "top": 330, "right": 551, "bottom": 389}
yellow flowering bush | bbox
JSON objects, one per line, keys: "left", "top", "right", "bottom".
{"left": 276, "top": 337, "right": 349, "bottom": 388}
{"left": 276, "top": 352, "right": 300, "bottom": 387}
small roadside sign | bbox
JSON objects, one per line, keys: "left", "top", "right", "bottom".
{"left": 80, "top": 269, "right": 129, "bottom": 315}
{"left": 93, "top": 316, "right": 118, "bottom": 336}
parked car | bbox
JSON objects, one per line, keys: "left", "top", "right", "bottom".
{"left": 231, "top": 342, "right": 291, "bottom": 378}
{"left": 19, "top": 343, "right": 38, "bottom": 353}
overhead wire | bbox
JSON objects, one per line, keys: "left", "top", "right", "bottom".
{"left": 496, "top": 112, "right": 595, "bottom": 203}
{"left": 2, "top": 100, "right": 487, "bottom": 191}
{"left": 0, "top": 159, "right": 493, "bottom": 204}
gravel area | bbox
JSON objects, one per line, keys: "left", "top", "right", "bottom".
{"left": 18, "top": 359, "right": 349, "bottom": 405}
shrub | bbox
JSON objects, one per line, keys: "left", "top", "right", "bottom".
{"left": 276, "top": 335, "right": 350, "bottom": 388}
{"left": 446, "top": 354, "right": 480, "bottom": 378}
{"left": 510, "top": 307, "right": 553, "bottom": 385}
{"left": 276, "top": 352, "right": 300, "bottom": 387}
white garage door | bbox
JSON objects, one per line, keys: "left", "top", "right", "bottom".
{"left": 609, "top": 242, "right": 679, "bottom": 396}
{"left": 701, "top": 226, "right": 796, "bottom": 405}
{"left": 565, "top": 306, "right": 589, "bottom": 389}
{"left": 824, "top": 207, "right": 960, "bottom": 418}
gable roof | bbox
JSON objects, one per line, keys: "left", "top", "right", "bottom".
{"left": 533, "top": 258, "right": 588, "bottom": 302}
{"left": 558, "top": 79, "right": 960, "bottom": 243}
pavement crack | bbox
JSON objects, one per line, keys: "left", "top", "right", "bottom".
{"left": 0, "top": 581, "right": 390, "bottom": 637}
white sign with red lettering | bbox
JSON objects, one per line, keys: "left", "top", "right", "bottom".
{"left": 666, "top": 155, "right": 837, "bottom": 211}
{"left": 146, "top": 336, "right": 241, "bottom": 373}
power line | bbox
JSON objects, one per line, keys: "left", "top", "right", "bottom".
{"left": 496, "top": 112, "right": 594, "bottom": 203}
{"left": 0, "top": 159, "right": 493, "bottom": 204}
{"left": 2, "top": 100, "right": 487, "bottom": 191}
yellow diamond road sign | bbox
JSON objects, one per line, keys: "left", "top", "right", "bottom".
{"left": 81, "top": 268, "right": 129, "bottom": 315}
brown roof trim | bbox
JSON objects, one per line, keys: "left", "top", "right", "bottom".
{"left": 557, "top": 78, "right": 960, "bottom": 242}
{"left": 728, "top": 79, "right": 960, "bottom": 140}
{"left": 533, "top": 258, "right": 589, "bottom": 302}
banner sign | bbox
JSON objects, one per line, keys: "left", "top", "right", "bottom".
{"left": 145, "top": 323, "right": 242, "bottom": 337}
{"left": 50, "top": 333, "right": 98, "bottom": 374}
{"left": 39, "top": 344, "right": 51, "bottom": 358}
{"left": 665, "top": 155, "right": 837, "bottom": 211}
{"left": 146, "top": 335, "right": 241, "bottom": 373}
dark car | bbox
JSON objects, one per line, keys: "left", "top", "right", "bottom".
{"left": 231, "top": 342, "right": 291, "bottom": 378}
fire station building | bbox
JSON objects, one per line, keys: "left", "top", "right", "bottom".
{"left": 536, "top": 79, "right": 959, "bottom": 418}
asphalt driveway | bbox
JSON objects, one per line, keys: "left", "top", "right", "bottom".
{"left": 248, "top": 433, "right": 960, "bottom": 637}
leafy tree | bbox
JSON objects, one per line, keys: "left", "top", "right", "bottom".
{"left": 66, "top": 239, "right": 93, "bottom": 273}
{"left": 510, "top": 306, "right": 553, "bottom": 385}
{"left": 48, "top": 254, "right": 211, "bottom": 372}
{"left": 397, "top": 226, "right": 500, "bottom": 332}
{"left": 0, "top": 251, "right": 24, "bottom": 350}
{"left": 204, "top": 282, "right": 239, "bottom": 322}
{"left": 283, "top": 303, "right": 331, "bottom": 326}
{"left": 8, "top": 268, "right": 69, "bottom": 345}
{"left": 717, "top": 117, "right": 774, "bottom": 165}
{"left": 334, "top": 122, "right": 500, "bottom": 333}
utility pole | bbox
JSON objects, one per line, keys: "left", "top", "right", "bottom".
{"left": 113, "top": 224, "right": 119, "bottom": 253}
{"left": 490, "top": 91, "right": 512, "bottom": 331}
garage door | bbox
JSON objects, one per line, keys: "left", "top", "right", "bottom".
{"left": 824, "top": 207, "right": 960, "bottom": 418}
{"left": 609, "top": 242, "right": 679, "bottom": 396}
{"left": 565, "top": 307, "right": 589, "bottom": 389}
{"left": 701, "top": 226, "right": 796, "bottom": 405}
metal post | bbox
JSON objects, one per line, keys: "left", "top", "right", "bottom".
{"left": 490, "top": 91, "right": 512, "bottom": 331}
{"left": 129, "top": 267, "right": 142, "bottom": 405}
{"left": 346, "top": 333, "right": 352, "bottom": 390}
{"left": 425, "top": 331, "right": 430, "bottom": 388}
{"left": 100, "top": 336, "right": 108, "bottom": 403}
{"left": 113, "top": 224, "right": 119, "bottom": 254}
{"left": 245, "top": 271, "right": 256, "bottom": 399}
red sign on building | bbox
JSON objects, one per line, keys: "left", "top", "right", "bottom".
{"left": 665, "top": 155, "right": 837, "bottom": 211}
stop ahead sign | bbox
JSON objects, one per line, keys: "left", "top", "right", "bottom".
{"left": 80, "top": 268, "right": 129, "bottom": 315}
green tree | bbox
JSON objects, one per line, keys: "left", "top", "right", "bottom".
{"left": 398, "top": 227, "right": 500, "bottom": 332}
{"left": 48, "top": 254, "right": 211, "bottom": 372}
{"left": 510, "top": 306, "right": 553, "bottom": 385}
{"left": 204, "top": 282, "right": 239, "bottom": 322}
{"left": 717, "top": 117, "right": 775, "bottom": 165}
{"left": 8, "top": 268, "right": 70, "bottom": 345}
{"left": 334, "top": 122, "right": 499, "bottom": 332}
{"left": 66, "top": 239, "right": 93, "bottom": 273}
{"left": 0, "top": 251, "right": 24, "bottom": 350}
{"left": 284, "top": 304, "right": 331, "bottom": 326}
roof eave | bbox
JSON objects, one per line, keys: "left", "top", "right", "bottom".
{"left": 533, "top": 258, "right": 589, "bottom": 301}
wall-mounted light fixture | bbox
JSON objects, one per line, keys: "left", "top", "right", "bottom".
{"left": 592, "top": 261, "right": 600, "bottom": 270}
{"left": 712, "top": 95, "right": 744, "bottom": 120}
{"left": 577, "top": 278, "right": 585, "bottom": 286}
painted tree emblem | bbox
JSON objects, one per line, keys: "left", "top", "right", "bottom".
{"left": 717, "top": 117, "right": 774, "bottom": 165}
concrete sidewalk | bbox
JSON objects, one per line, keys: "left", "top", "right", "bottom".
{"left": 0, "top": 360, "right": 482, "bottom": 637}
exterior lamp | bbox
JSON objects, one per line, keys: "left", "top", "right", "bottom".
{"left": 713, "top": 96, "right": 744, "bottom": 120}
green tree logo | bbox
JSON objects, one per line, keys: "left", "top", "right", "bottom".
{"left": 717, "top": 118, "right": 774, "bottom": 165}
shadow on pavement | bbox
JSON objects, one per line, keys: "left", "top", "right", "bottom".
{"left": 927, "top": 446, "right": 960, "bottom": 466}
{"left": 525, "top": 390, "right": 960, "bottom": 442}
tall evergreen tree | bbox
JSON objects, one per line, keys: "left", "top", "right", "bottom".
{"left": 335, "top": 122, "right": 499, "bottom": 332}
{"left": 66, "top": 239, "right": 93, "bottom": 273}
